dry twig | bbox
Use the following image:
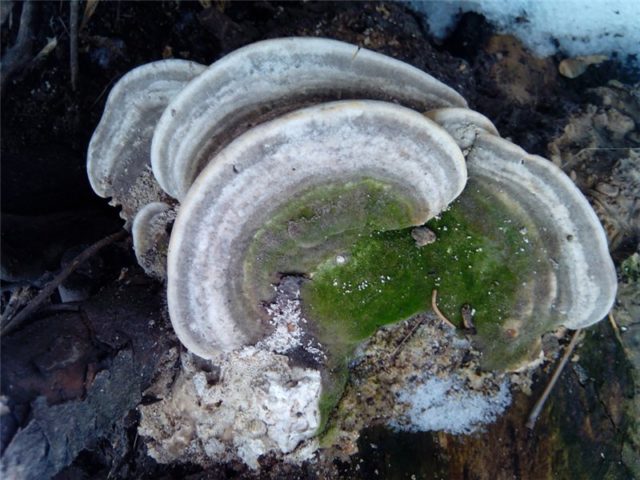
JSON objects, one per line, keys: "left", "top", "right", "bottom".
{"left": 70, "top": 0, "right": 79, "bottom": 91}
{"left": 80, "top": 0, "right": 100, "bottom": 31}
{"left": 431, "top": 289, "right": 457, "bottom": 329}
{"left": 0, "top": 0, "right": 34, "bottom": 92}
{"left": 608, "top": 311, "right": 633, "bottom": 360}
{"left": 389, "top": 316, "right": 425, "bottom": 361}
{"left": 1, "top": 286, "right": 33, "bottom": 325}
{"left": 608, "top": 311, "right": 625, "bottom": 346}
{"left": 526, "top": 328, "right": 582, "bottom": 429}
{"left": 1, "top": 229, "right": 128, "bottom": 337}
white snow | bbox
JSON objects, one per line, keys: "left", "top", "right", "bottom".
{"left": 391, "top": 376, "right": 512, "bottom": 434}
{"left": 411, "top": 0, "right": 640, "bottom": 62}
{"left": 258, "top": 287, "right": 325, "bottom": 361}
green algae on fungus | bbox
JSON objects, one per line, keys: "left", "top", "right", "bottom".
{"left": 305, "top": 179, "right": 555, "bottom": 432}
{"left": 243, "top": 178, "right": 417, "bottom": 312}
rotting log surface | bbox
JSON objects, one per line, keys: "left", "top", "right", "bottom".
{"left": 347, "top": 321, "right": 635, "bottom": 480}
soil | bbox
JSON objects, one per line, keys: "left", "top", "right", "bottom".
{"left": 1, "top": 1, "right": 638, "bottom": 479}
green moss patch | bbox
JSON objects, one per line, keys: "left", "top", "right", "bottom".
{"left": 243, "top": 178, "right": 419, "bottom": 307}
{"left": 244, "top": 177, "right": 553, "bottom": 432}
{"left": 303, "top": 180, "right": 544, "bottom": 366}
{"left": 302, "top": 180, "right": 551, "bottom": 429}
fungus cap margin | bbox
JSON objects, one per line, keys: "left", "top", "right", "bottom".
{"left": 132, "top": 201, "right": 175, "bottom": 280}
{"left": 425, "top": 108, "right": 500, "bottom": 151}
{"left": 151, "top": 36, "right": 468, "bottom": 200}
{"left": 87, "top": 59, "right": 205, "bottom": 223}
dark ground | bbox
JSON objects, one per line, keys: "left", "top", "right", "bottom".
{"left": 1, "top": 1, "right": 638, "bottom": 479}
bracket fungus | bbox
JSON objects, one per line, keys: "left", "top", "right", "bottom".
{"left": 87, "top": 37, "right": 617, "bottom": 465}
{"left": 87, "top": 59, "right": 205, "bottom": 224}
{"left": 131, "top": 202, "right": 175, "bottom": 281}
{"left": 168, "top": 100, "right": 467, "bottom": 357}
{"left": 150, "top": 37, "right": 467, "bottom": 200}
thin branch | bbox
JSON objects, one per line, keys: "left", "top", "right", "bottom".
{"left": 431, "top": 289, "right": 457, "bottom": 329}
{"left": 1, "top": 229, "right": 128, "bottom": 336}
{"left": 389, "top": 316, "right": 425, "bottom": 361}
{"left": 90, "top": 74, "right": 117, "bottom": 108}
{"left": 70, "top": 0, "right": 79, "bottom": 91}
{"left": 37, "top": 303, "right": 82, "bottom": 315}
{"left": 608, "top": 311, "right": 633, "bottom": 361}
{"left": 1, "top": 286, "right": 33, "bottom": 325}
{"left": 608, "top": 311, "right": 624, "bottom": 347}
{"left": 0, "top": 0, "right": 34, "bottom": 93}
{"left": 526, "top": 328, "right": 582, "bottom": 429}
{"left": 0, "top": 1, "right": 13, "bottom": 26}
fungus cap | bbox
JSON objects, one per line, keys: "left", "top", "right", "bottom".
{"left": 167, "top": 100, "right": 467, "bottom": 358}
{"left": 132, "top": 201, "right": 175, "bottom": 280}
{"left": 87, "top": 59, "right": 205, "bottom": 223}
{"left": 465, "top": 132, "right": 617, "bottom": 329}
{"left": 151, "top": 37, "right": 468, "bottom": 200}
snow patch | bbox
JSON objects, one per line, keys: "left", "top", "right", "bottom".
{"left": 391, "top": 375, "right": 512, "bottom": 434}
{"left": 258, "top": 285, "right": 326, "bottom": 361}
{"left": 411, "top": 0, "right": 640, "bottom": 62}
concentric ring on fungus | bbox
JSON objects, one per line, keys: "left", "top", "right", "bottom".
{"left": 150, "top": 37, "right": 467, "bottom": 200}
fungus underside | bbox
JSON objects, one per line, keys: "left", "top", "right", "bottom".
{"left": 245, "top": 178, "right": 553, "bottom": 432}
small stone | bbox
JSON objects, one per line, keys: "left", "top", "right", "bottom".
{"left": 504, "top": 328, "right": 519, "bottom": 339}
{"left": 594, "top": 109, "right": 635, "bottom": 138}
{"left": 558, "top": 55, "right": 608, "bottom": 79}
{"left": 595, "top": 182, "right": 619, "bottom": 197}
{"left": 411, "top": 226, "right": 436, "bottom": 247}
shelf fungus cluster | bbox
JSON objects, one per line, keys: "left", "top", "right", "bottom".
{"left": 87, "top": 38, "right": 617, "bottom": 467}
